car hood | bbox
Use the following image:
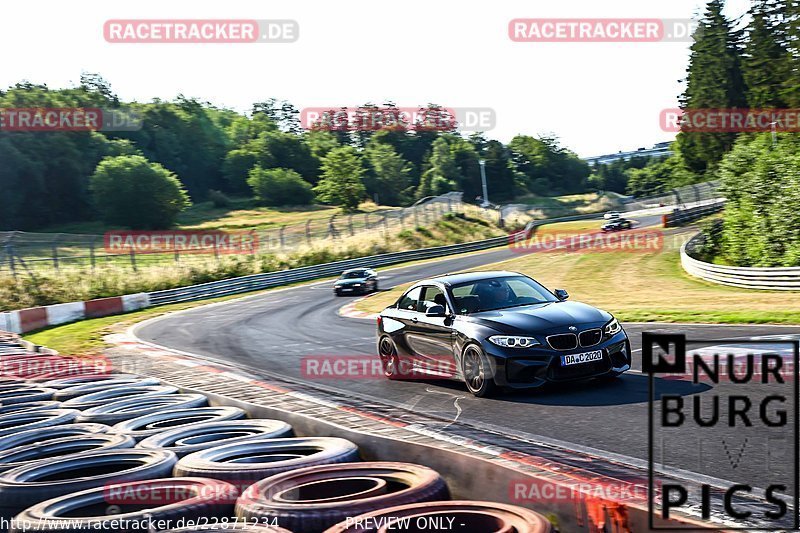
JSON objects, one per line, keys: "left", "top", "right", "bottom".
{"left": 468, "top": 301, "right": 611, "bottom": 334}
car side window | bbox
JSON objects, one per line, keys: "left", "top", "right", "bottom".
{"left": 397, "top": 287, "right": 422, "bottom": 311}
{"left": 419, "top": 286, "right": 447, "bottom": 313}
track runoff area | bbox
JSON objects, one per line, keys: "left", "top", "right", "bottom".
{"left": 133, "top": 213, "right": 800, "bottom": 530}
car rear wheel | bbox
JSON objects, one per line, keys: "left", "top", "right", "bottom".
{"left": 462, "top": 344, "right": 496, "bottom": 398}
{"left": 378, "top": 337, "right": 402, "bottom": 380}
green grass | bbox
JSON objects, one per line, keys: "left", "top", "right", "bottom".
{"left": 356, "top": 227, "right": 800, "bottom": 325}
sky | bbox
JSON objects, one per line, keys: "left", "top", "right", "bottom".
{"left": 2, "top": 0, "right": 752, "bottom": 157}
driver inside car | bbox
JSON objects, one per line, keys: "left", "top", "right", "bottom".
{"left": 476, "top": 280, "right": 514, "bottom": 309}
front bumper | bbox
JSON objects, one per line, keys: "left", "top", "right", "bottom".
{"left": 484, "top": 332, "right": 631, "bottom": 389}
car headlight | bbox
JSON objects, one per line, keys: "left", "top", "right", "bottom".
{"left": 488, "top": 336, "right": 541, "bottom": 348}
{"left": 604, "top": 317, "right": 622, "bottom": 336}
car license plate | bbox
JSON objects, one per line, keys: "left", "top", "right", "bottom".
{"left": 341, "top": 288, "right": 352, "bottom": 291}
{"left": 561, "top": 350, "right": 603, "bottom": 366}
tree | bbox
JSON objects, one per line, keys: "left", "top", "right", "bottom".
{"left": 90, "top": 155, "right": 190, "bottom": 229}
{"left": 313, "top": 146, "right": 366, "bottom": 211}
{"left": 418, "top": 137, "right": 460, "bottom": 198}
{"left": 247, "top": 167, "right": 314, "bottom": 206}
{"left": 743, "top": 0, "right": 788, "bottom": 107}
{"left": 676, "top": 0, "right": 747, "bottom": 175}
{"left": 364, "top": 142, "right": 412, "bottom": 205}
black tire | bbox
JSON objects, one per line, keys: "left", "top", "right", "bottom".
{"left": 0, "top": 433, "right": 135, "bottom": 473}
{"left": 137, "top": 419, "right": 294, "bottom": 458}
{"left": 334, "top": 290, "right": 341, "bottom": 297}
{"left": 0, "top": 423, "right": 109, "bottom": 452}
{"left": 378, "top": 337, "right": 402, "bottom": 380}
{"left": 0, "top": 409, "right": 80, "bottom": 437}
{"left": 0, "top": 401, "right": 61, "bottom": 416}
{"left": 110, "top": 406, "right": 247, "bottom": 441}
{"left": 62, "top": 384, "right": 179, "bottom": 410}
{"left": 53, "top": 377, "right": 161, "bottom": 401}
{"left": 236, "top": 462, "right": 449, "bottom": 533}
{"left": 0, "top": 387, "right": 56, "bottom": 405}
{"left": 38, "top": 374, "right": 144, "bottom": 389}
{"left": 76, "top": 394, "right": 209, "bottom": 425}
{"left": 0, "top": 449, "right": 177, "bottom": 523}
{"left": 174, "top": 437, "right": 360, "bottom": 485}
{"left": 461, "top": 343, "right": 497, "bottom": 398}
{"left": 324, "top": 500, "right": 553, "bottom": 533}
{"left": 373, "top": 280, "right": 379, "bottom": 292}
{"left": 11, "top": 477, "right": 239, "bottom": 533}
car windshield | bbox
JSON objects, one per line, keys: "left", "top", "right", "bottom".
{"left": 449, "top": 275, "right": 558, "bottom": 314}
{"left": 342, "top": 271, "right": 366, "bottom": 279}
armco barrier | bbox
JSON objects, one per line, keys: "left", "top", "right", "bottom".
{"left": 662, "top": 199, "right": 725, "bottom": 227}
{"left": 681, "top": 234, "right": 800, "bottom": 290}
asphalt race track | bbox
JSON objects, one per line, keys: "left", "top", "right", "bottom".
{"left": 137, "top": 214, "right": 800, "bottom": 489}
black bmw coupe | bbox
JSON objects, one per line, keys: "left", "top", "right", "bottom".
{"left": 376, "top": 271, "right": 631, "bottom": 397}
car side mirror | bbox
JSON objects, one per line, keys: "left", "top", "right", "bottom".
{"left": 425, "top": 304, "right": 447, "bottom": 317}
{"left": 554, "top": 289, "right": 569, "bottom": 301}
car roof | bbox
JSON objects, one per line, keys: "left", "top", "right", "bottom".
{"left": 422, "top": 270, "right": 523, "bottom": 287}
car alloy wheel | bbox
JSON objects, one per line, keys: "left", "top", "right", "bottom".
{"left": 462, "top": 344, "right": 496, "bottom": 397}
{"left": 378, "top": 337, "right": 401, "bottom": 380}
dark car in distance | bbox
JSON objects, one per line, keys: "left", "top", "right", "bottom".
{"left": 376, "top": 271, "right": 630, "bottom": 397}
{"left": 601, "top": 218, "right": 633, "bottom": 232}
{"left": 334, "top": 268, "right": 379, "bottom": 296}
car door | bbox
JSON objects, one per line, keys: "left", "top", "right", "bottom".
{"left": 404, "top": 285, "right": 457, "bottom": 378}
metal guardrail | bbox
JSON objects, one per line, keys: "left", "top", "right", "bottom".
{"left": 148, "top": 213, "right": 603, "bottom": 306}
{"left": 681, "top": 233, "right": 800, "bottom": 291}
{"left": 663, "top": 199, "right": 725, "bottom": 227}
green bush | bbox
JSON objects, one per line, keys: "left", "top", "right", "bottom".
{"left": 90, "top": 155, "right": 191, "bottom": 229}
{"left": 247, "top": 167, "right": 314, "bottom": 206}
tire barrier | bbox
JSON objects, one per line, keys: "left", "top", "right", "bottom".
{"left": 0, "top": 449, "right": 177, "bottom": 522}
{"left": 0, "top": 433, "right": 135, "bottom": 473}
{"left": 76, "top": 394, "right": 209, "bottom": 425}
{"left": 53, "top": 377, "right": 161, "bottom": 401}
{"left": 324, "top": 500, "right": 554, "bottom": 533}
{"left": 0, "top": 409, "right": 79, "bottom": 437}
{"left": 0, "top": 401, "right": 60, "bottom": 416}
{"left": 11, "top": 477, "right": 239, "bottom": 533}
{"left": 62, "top": 384, "right": 180, "bottom": 410}
{"left": 138, "top": 419, "right": 294, "bottom": 458}
{"left": 174, "top": 437, "right": 360, "bottom": 484}
{"left": 111, "top": 406, "right": 248, "bottom": 441}
{"left": 0, "top": 423, "right": 109, "bottom": 451}
{"left": 0, "top": 387, "right": 56, "bottom": 405}
{"left": 39, "top": 374, "right": 145, "bottom": 389}
{"left": 236, "top": 462, "right": 449, "bottom": 533}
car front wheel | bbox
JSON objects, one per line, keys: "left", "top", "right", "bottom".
{"left": 461, "top": 344, "right": 496, "bottom": 398}
{"left": 379, "top": 337, "right": 402, "bottom": 380}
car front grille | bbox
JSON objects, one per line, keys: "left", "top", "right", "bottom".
{"left": 579, "top": 328, "right": 602, "bottom": 347}
{"left": 547, "top": 333, "right": 578, "bottom": 351}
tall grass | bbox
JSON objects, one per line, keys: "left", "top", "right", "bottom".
{"left": 0, "top": 212, "right": 523, "bottom": 311}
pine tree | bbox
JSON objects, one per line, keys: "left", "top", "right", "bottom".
{"left": 743, "top": 0, "right": 788, "bottom": 107}
{"left": 677, "top": 0, "right": 747, "bottom": 175}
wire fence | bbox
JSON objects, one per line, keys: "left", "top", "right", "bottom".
{"left": 0, "top": 193, "right": 489, "bottom": 276}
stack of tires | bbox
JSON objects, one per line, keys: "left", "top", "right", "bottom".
{"left": 0, "top": 362, "right": 552, "bottom": 532}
